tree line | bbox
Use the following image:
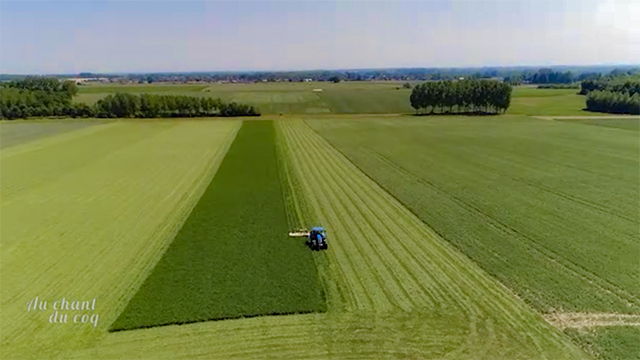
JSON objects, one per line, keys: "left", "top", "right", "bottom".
{"left": 537, "top": 83, "right": 579, "bottom": 89}
{"left": 0, "top": 77, "right": 260, "bottom": 119}
{"left": 5, "top": 66, "right": 636, "bottom": 84}
{"left": 580, "top": 75, "right": 640, "bottom": 114}
{"left": 527, "top": 69, "right": 575, "bottom": 84}
{"left": 579, "top": 79, "right": 640, "bottom": 95}
{"left": 586, "top": 91, "right": 640, "bottom": 114}
{"left": 410, "top": 79, "right": 512, "bottom": 115}
{"left": 0, "top": 77, "right": 79, "bottom": 119}
{"left": 93, "top": 93, "right": 259, "bottom": 118}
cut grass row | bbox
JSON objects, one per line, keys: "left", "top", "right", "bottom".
{"left": 110, "top": 121, "right": 325, "bottom": 331}
{"left": 306, "top": 115, "right": 640, "bottom": 314}
{"left": 0, "top": 120, "right": 241, "bottom": 359}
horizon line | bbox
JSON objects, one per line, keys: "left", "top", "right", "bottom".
{"left": 2, "top": 63, "right": 639, "bottom": 77}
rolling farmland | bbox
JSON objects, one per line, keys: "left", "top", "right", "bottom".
{"left": 3, "top": 0, "right": 638, "bottom": 355}
{"left": 2, "top": 81, "right": 637, "bottom": 359}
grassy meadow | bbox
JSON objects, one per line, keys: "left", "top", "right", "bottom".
{"left": 557, "top": 117, "right": 640, "bottom": 131}
{"left": 507, "top": 87, "right": 589, "bottom": 116}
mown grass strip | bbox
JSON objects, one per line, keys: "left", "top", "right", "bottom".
{"left": 0, "top": 121, "right": 241, "bottom": 358}
{"left": 110, "top": 121, "right": 325, "bottom": 331}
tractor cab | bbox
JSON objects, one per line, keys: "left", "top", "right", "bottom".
{"left": 308, "top": 227, "right": 328, "bottom": 251}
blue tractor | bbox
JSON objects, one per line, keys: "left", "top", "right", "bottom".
{"left": 288, "top": 226, "right": 328, "bottom": 251}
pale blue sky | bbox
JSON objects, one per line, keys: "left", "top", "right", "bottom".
{"left": 1, "top": 0, "right": 638, "bottom": 74}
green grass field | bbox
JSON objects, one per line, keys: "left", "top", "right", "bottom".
{"left": 508, "top": 87, "right": 589, "bottom": 116}
{"left": 0, "top": 120, "right": 241, "bottom": 358}
{"left": 307, "top": 115, "right": 640, "bottom": 315}
{"left": 73, "top": 82, "right": 592, "bottom": 116}
{"left": 0, "top": 117, "right": 592, "bottom": 359}
{"left": 557, "top": 118, "right": 640, "bottom": 131}
{"left": 566, "top": 326, "right": 640, "bottom": 360}
{"left": 0, "top": 119, "right": 106, "bottom": 149}
{"left": 72, "top": 118, "right": 589, "bottom": 359}
{"left": 111, "top": 121, "right": 324, "bottom": 331}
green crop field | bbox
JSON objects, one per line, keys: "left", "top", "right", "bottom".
{"left": 0, "top": 117, "right": 593, "bottom": 359}
{"left": 317, "top": 88, "right": 413, "bottom": 113}
{"left": 307, "top": 115, "right": 640, "bottom": 315}
{"left": 4, "top": 80, "right": 637, "bottom": 359}
{"left": 566, "top": 326, "right": 640, "bottom": 360}
{"left": 72, "top": 81, "right": 593, "bottom": 116}
{"left": 111, "top": 121, "right": 325, "bottom": 331}
{"left": 0, "top": 119, "right": 241, "bottom": 358}
{"left": 0, "top": 119, "right": 106, "bottom": 149}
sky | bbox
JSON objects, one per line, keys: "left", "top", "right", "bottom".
{"left": 0, "top": 0, "right": 638, "bottom": 74}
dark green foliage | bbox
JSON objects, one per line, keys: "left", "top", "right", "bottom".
{"left": 579, "top": 75, "right": 640, "bottom": 114}
{"left": 0, "top": 77, "right": 79, "bottom": 119}
{"left": 527, "top": 68, "right": 575, "bottom": 84}
{"left": 110, "top": 121, "right": 325, "bottom": 331}
{"left": 410, "top": 79, "right": 512, "bottom": 114}
{"left": 537, "top": 83, "right": 579, "bottom": 89}
{"left": 218, "top": 101, "right": 260, "bottom": 117}
{"left": 94, "top": 93, "right": 260, "bottom": 118}
{"left": 503, "top": 75, "right": 522, "bottom": 85}
{"left": 0, "top": 76, "right": 260, "bottom": 119}
{"left": 3, "top": 76, "right": 77, "bottom": 95}
{"left": 586, "top": 91, "right": 640, "bottom": 114}
{"left": 580, "top": 78, "right": 640, "bottom": 95}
